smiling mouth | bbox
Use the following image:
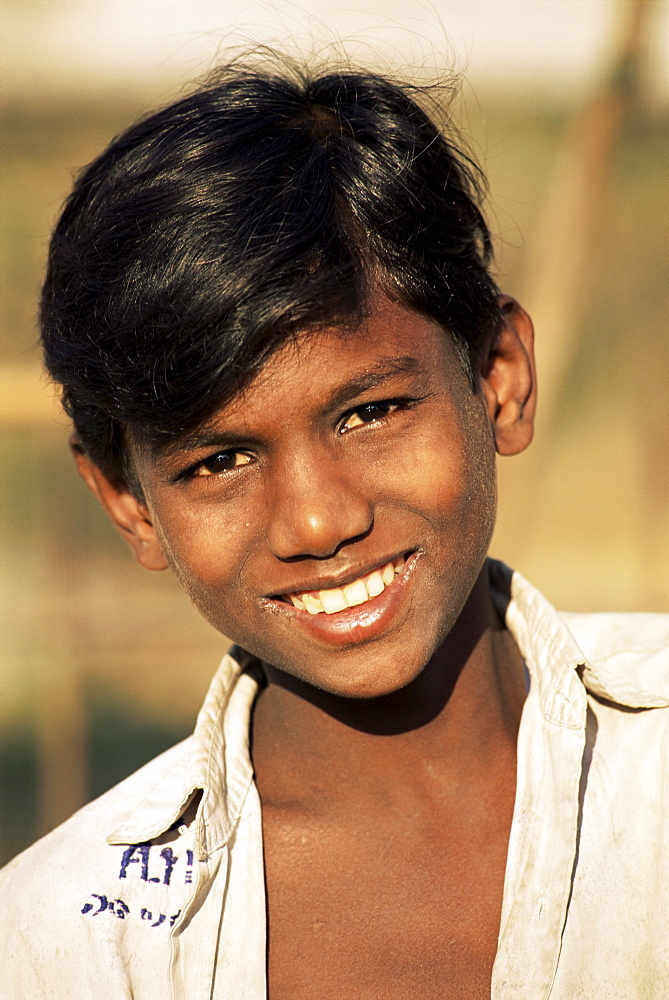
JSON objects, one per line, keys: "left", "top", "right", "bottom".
{"left": 278, "top": 555, "right": 406, "bottom": 615}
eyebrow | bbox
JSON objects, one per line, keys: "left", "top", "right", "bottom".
{"left": 323, "top": 354, "right": 422, "bottom": 412}
{"left": 160, "top": 354, "right": 423, "bottom": 457}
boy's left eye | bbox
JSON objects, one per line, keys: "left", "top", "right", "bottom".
{"left": 192, "top": 451, "right": 252, "bottom": 477}
{"left": 340, "top": 401, "right": 398, "bottom": 432}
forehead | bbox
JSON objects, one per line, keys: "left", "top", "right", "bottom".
{"left": 248, "top": 299, "right": 445, "bottom": 387}
{"left": 169, "top": 296, "right": 467, "bottom": 446}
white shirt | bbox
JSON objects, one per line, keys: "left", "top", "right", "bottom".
{"left": 1, "top": 561, "right": 668, "bottom": 999}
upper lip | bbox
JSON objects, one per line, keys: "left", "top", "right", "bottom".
{"left": 265, "top": 550, "right": 412, "bottom": 599}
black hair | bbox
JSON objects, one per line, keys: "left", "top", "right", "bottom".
{"left": 40, "top": 58, "right": 501, "bottom": 486}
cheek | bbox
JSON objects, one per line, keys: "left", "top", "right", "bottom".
{"left": 402, "top": 416, "right": 498, "bottom": 599}
{"left": 151, "top": 502, "right": 256, "bottom": 616}
{"left": 380, "top": 410, "right": 496, "bottom": 535}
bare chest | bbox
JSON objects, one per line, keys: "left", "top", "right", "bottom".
{"left": 261, "top": 789, "right": 514, "bottom": 1000}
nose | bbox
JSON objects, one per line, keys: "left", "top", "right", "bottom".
{"left": 266, "top": 448, "right": 374, "bottom": 560}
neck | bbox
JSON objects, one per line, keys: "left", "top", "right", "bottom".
{"left": 251, "top": 566, "right": 527, "bottom": 807}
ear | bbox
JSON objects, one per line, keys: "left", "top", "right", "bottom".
{"left": 69, "top": 435, "right": 169, "bottom": 571}
{"left": 479, "top": 296, "right": 537, "bottom": 456}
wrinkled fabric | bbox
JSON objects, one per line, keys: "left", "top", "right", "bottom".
{"left": 1, "top": 561, "right": 667, "bottom": 999}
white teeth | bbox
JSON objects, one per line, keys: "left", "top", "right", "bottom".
{"left": 365, "top": 571, "right": 385, "bottom": 598}
{"left": 342, "top": 579, "right": 368, "bottom": 607}
{"left": 302, "top": 594, "right": 324, "bottom": 615}
{"left": 320, "top": 589, "right": 347, "bottom": 614}
{"left": 289, "top": 558, "right": 405, "bottom": 615}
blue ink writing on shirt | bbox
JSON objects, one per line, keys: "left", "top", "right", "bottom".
{"left": 119, "top": 844, "right": 159, "bottom": 882}
{"left": 80, "top": 843, "right": 193, "bottom": 928}
{"left": 160, "top": 847, "right": 177, "bottom": 886}
{"left": 141, "top": 908, "right": 166, "bottom": 928}
{"left": 119, "top": 843, "right": 186, "bottom": 885}
{"left": 82, "top": 895, "right": 180, "bottom": 929}
{"left": 81, "top": 894, "right": 129, "bottom": 919}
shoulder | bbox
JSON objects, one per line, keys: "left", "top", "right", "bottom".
{"left": 1, "top": 736, "right": 192, "bottom": 884}
{"left": 0, "top": 738, "right": 192, "bottom": 993}
{"left": 561, "top": 610, "right": 669, "bottom": 662}
{"left": 560, "top": 610, "right": 669, "bottom": 704}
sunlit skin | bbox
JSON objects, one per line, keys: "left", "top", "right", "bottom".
{"left": 75, "top": 291, "right": 537, "bottom": 999}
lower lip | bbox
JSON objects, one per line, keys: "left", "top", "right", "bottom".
{"left": 263, "top": 552, "right": 421, "bottom": 648}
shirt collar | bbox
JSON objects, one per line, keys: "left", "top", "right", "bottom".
{"left": 490, "top": 559, "right": 669, "bottom": 716}
{"left": 107, "top": 646, "right": 263, "bottom": 857}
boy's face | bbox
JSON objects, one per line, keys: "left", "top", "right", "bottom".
{"left": 80, "top": 293, "right": 535, "bottom": 699}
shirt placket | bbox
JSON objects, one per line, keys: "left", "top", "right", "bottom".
{"left": 169, "top": 839, "right": 232, "bottom": 999}
{"left": 492, "top": 672, "right": 587, "bottom": 999}
{"left": 210, "top": 782, "right": 267, "bottom": 1000}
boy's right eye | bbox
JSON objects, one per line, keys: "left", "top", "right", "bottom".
{"left": 192, "top": 451, "right": 252, "bottom": 477}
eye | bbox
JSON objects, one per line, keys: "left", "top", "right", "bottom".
{"left": 192, "top": 451, "right": 253, "bottom": 477}
{"left": 340, "top": 401, "right": 399, "bottom": 433}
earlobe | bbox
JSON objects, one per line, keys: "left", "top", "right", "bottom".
{"left": 479, "top": 296, "right": 537, "bottom": 457}
{"left": 69, "top": 435, "right": 169, "bottom": 571}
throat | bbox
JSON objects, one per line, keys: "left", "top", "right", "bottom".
{"left": 252, "top": 653, "right": 523, "bottom": 818}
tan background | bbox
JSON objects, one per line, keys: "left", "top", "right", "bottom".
{"left": 2, "top": 0, "right": 668, "bottom": 863}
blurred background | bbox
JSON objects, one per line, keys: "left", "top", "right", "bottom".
{"left": 2, "top": 0, "right": 668, "bottom": 864}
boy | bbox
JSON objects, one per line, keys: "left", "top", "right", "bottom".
{"left": 1, "top": 60, "right": 667, "bottom": 999}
